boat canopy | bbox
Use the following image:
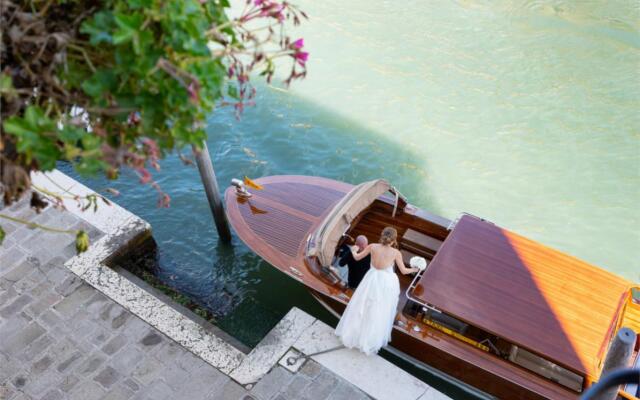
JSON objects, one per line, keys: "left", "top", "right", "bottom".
{"left": 307, "top": 179, "right": 399, "bottom": 266}
{"left": 412, "top": 214, "right": 632, "bottom": 379}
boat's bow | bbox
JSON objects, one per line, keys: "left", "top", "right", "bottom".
{"left": 224, "top": 175, "right": 352, "bottom": 273}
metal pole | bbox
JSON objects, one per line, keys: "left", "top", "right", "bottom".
{"left": 593, "top": 327, "right": 636, "bottom": 400}
{"left": 193, "top": 142, "right": 232, "bottom": 243}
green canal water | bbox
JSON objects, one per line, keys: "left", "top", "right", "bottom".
{"left": 62, "top": 0, "right": 639, "bottom": 397}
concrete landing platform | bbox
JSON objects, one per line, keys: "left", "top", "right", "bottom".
{"left": 293, "top": 319, "right": 449, "bottom": 400}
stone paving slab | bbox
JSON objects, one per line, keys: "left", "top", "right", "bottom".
{"left": 230, "top": 308, "right": 316, "bottom": 385}
{"left": 31, "top": 171, "right": 247, "bottom": 374}
{"left": 0, "top": 184, "right": 373, "bottom": 400}
{"left": 293, "top": 320, "right": 439, "bottom": 400}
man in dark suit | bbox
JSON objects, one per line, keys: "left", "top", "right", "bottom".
{"left": 338, "top": 235, "right": 370, "bottom": 289}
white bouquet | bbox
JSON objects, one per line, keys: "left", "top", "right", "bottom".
{"left": 410, "top": 256, "right": 427, "bottom": 271}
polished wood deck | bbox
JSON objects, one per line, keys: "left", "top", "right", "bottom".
{"left": 414, "top": 214, "right": 633, "bottom": 380}
{"left": 225, "top": 175, "right": 353, "bottom": 297}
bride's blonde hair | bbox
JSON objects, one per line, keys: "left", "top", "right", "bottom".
{"left": 380, "top": 227, "right": 398, "bottom": 247}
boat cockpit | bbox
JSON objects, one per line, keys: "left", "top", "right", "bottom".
{"left": 304, "top": 179, "right": 447, "bottom": 291}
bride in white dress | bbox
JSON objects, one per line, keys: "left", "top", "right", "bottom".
{"left": 335, "top": 227, "right": 419, "bottom": 355}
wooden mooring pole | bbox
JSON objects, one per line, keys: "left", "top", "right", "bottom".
{"left": 594, "top": 327, "right": 636, "bottom": 400}
{"left": 193, "top": 142, "right": 232, "bottom": 243}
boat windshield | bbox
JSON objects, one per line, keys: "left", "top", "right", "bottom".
{"left": 307, "top": 179, "right": 401, "bottom": 266}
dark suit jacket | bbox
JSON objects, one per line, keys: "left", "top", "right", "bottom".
{"left": 338, "top": 244, "right": 371, "bottom": 289}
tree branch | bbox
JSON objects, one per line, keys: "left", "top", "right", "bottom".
{"left": 0, "top": 213, "right": 78, "bottom": 234}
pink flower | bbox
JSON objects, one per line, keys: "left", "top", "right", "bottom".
{"left": 137, "top": 168, "right": 152, "bottom": 184}
{"left": 259, "top": 2, "right": 285, "bottom": 21}
{"left": 141, "top": 138, "right": 160, "bottom": 160}
{"left": 294, "top": 51, "right": 309, "bottom": 66}
{"left": 127, "top": 111, "right": 141, "bottom": 125}
{"left": 187, "top": 81, "right": 200, "bottom": 104}
{"left": 158, "top": 193, "right": 171, "bottom": 208}
{"left": 292, "top": 38, "right": 304, "bottom": 49}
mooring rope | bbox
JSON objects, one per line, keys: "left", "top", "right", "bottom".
{"left": 285, "top": 345, "right": 346, "bottom": 366}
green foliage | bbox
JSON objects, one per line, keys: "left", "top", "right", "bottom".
{"left": 1, "top": 0, "right": 307, "bottom": 206}
{"left": 4, "top": 106, "right": 59, "bottom": 168}
{"left": 75, "top": 230, "right": 89, "bottom": 253}
{"left": 70, "top": 0, "right": 230, "bottom": 153}
{"left": 0, "top": 72, "right": 14, "bottom": 97}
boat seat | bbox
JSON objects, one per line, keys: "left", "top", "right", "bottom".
{"left": 401, "top": 229, "right": 443, "bottom": 259}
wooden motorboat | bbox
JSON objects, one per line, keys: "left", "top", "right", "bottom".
{"left": 224, "top": 175, "right": 640, "bottom": 399}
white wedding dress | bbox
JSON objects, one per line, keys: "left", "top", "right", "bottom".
{"left": 335, "top": 263, "right": 400, "bottom": 355}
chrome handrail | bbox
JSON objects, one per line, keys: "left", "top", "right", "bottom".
{"left": 404, "top": 263, "right": 442, "bottom": 314}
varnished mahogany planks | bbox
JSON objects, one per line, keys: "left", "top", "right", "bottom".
{"left": 256, "top": 182, "right": 343, "bottom": 217}
{"left": 225, "top": 175, "right": 351, "bottom": 290}
{"left": 415, "top": 215, "right": 632, "bottom": 379}
{"left": 238, "top": 199, "right": 312, "bottom": 257}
